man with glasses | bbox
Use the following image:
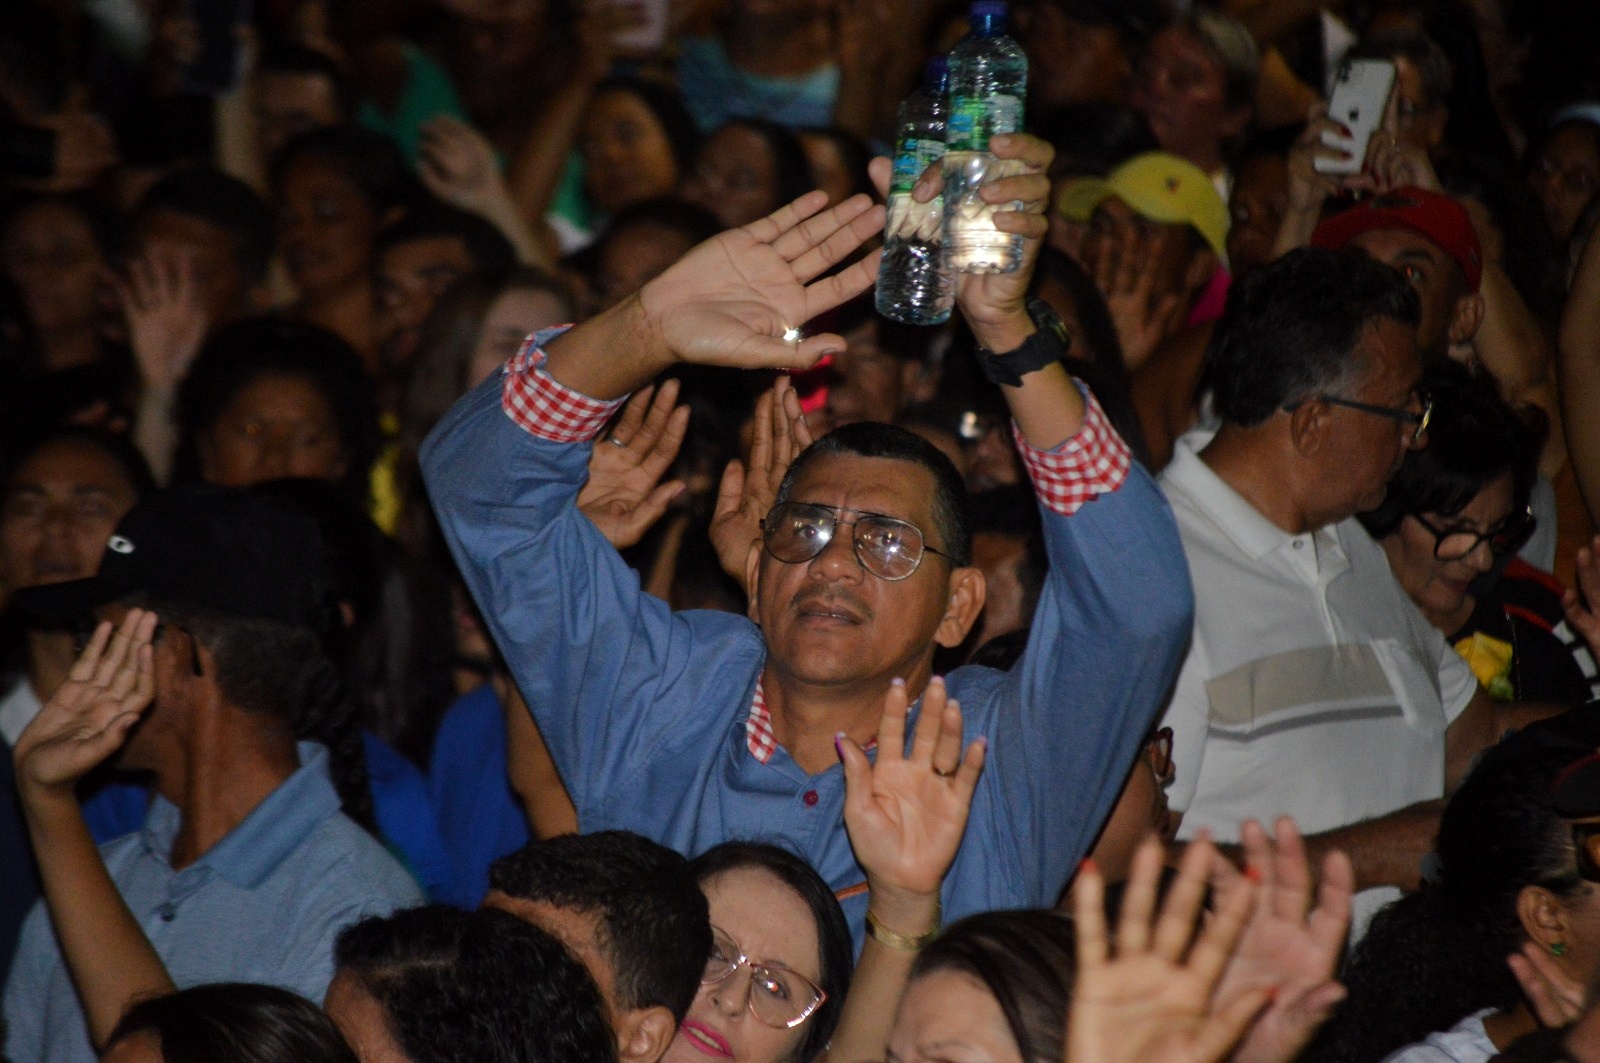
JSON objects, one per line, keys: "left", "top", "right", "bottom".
{"left": 1157, "top": 246, "right": 1557, "bottom": 937}
{"left": 422, "top": 135, "right": 1194, "bottom": 944}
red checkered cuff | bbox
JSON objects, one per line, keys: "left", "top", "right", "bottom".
{"left": 1012, "top": 388, "right": 1131, "bottom": 516}
{"left": 501, "top": 327, "right": 625, "bottom": 443}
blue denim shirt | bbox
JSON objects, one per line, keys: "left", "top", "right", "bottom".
{"left": 423, "top": 368, "right": 1194, "bottom": 942}
{"left": 2, "top": 743, "right": 423, "bottom": 1063}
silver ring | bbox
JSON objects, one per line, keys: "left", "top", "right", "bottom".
{"left": 933, "top": 765, "right": 957, "bottom": 779}
{"left": 782, "top": 326, "right": 804, "bottom": 344}
{"left": 609, "top": 436, "right": 628, "bottom": 448}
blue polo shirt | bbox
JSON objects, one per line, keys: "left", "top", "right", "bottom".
{"left": 2, "top": 743, "right": 424, "bottom": 1063}
{"left": 428, "top": 684, "right": 530, "bottom": 907}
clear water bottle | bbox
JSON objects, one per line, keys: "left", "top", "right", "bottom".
{"left": 943, "top": 0, "right": 1028, "bottom": 274}
{"left": 877, "top": 58, "right": 954, "bottom": 325}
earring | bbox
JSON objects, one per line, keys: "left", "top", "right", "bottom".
{"left": 1551, "top": 942, "right": 1569, "bottom": 957}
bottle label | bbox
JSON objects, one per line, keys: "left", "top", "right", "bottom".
{"left": 890, "top": 137, "right": 946, "bottom": 195}
{"left": 947, "top": 93, "right": 1023, "bottom": 151}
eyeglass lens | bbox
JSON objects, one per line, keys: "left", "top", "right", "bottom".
{"left": 763, "top": 502, "right": 926, "bottom": 580}
{"left": 703, "top": 927, "right": 824, "bottom": 1029}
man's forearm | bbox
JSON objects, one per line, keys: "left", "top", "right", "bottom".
{"left": 543, "top": 293, "right": 674, "bottom": 401}
{"left": 1301, "top": 800, "right": 1444, "bottom": 893}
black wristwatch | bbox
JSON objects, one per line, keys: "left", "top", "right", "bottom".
{"left": 974, "top": 298, "right": 1071, "bottom": 387}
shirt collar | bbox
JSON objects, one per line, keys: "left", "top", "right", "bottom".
{"left": 141, "top": 741, "right": 344, "bottom": 889}
{"left": 1165, "top": 437, "right": 1306, "bottom": 562}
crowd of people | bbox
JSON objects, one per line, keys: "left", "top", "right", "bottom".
{"left": 4, "top": 0, "right": 1600, "bottom": 1060}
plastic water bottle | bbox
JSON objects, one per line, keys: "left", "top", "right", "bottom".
{"left": 943, "top": 0, "right": 1028, "bottom": 274}
{"left": 877, "top": 58, "right": 954, "bottom": 325}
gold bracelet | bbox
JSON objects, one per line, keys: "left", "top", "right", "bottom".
{"left": 865, "top": 908, "right": 941, "bottom": 951}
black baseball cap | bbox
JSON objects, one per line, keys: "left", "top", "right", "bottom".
{"left": 14, "top": 483, "right": 327, "bottom": 629}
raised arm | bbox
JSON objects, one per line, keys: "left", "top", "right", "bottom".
{"left": 12, "top": 610, "right": 174, "bottom": 1050}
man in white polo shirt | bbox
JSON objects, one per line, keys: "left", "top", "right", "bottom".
{"left": 1158, "top": 246, "right": 1555, "bottom": 928}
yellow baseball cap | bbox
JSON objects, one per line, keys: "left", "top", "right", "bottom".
{"left": 1056, "top": 152, "right": 1231, "bottom": 267}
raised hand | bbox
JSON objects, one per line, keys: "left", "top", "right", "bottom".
{"left": 1091, "top": 220, "right": 1190, "bottom": 372}
{"left": 420, "top": 117, "right": 510, "bottom": 216}
{"left": 710, "top": 375, "right": 814, "bottom": 584}
{"left": 578, "top": 380, "right": 690, "bottom": 549}
{"left": 1069, "top": 834, "right": 1269, "bottom": 1063}
{"left": 1508, "top": 938, "right": 1589, "bottom": 1028}
{"left": 15, "top": 609, "right": 157, "bottom": 801}
{"left": 119, "top": 247, "right": 209, "bottom": 394}
{"left": 838, "top": 675, "right": 987, "bottom": 900}
{"left": 637, "top": 192, "right": 884, "bottom": 373}
{"left": 1209, "top": 819, "right": 1353, "bottom": 1063}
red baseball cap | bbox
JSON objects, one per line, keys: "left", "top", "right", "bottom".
{"left": 1311, "top": 187, "right": 1482, "bottom": 293}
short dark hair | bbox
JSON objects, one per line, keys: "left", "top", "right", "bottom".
{"left": 687, "top": 842, "right": 852, "bottom": 1063}
{"left": 374, "top": 203, "right": 518, "bottom": 279}
{"left": 173, "top": 316, "right": 380, "bottom": 502}
{"left": 1360, "top": 359, "right": 1545, "bottom": 539}
{"left": 1206, "top": 246, "right": 1420, "bottom": 426}
{"left": 775, "top": 422, "right": 972, "bottom": 566}
{"left": 912, "top": 910, "right": 1077, "bottom": 1063}
{"left": 270, "top": 125, "right": 420, "bottom": 215}
{"left": 105, "top": 983, "right": 357, "bottom": 1063}
{"left": 257, "top": 41, "right": 358, "bottom": 117}
{"left": 335, "top": 905, "right": 619, "bottom": 1063}
{"left": 136, "top": 166, "right": 276, "bottom": 287}
{"left": 489, "top": 830, "right": 711, "bottom": 1022}
{"left": 970, "top": 485, "right": 1047, "bottom": 621}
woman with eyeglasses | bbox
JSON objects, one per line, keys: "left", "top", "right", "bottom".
{"left": 1359, "top": 362, "right": 1597, "bottom": 705}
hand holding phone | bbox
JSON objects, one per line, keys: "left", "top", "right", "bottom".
{"left": 1315, "top": 59, "right": 1396, "bottom": 177}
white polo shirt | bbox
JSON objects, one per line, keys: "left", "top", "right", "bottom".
{"left": 1157, "top": 435, "right": 1477, "bottom": 842}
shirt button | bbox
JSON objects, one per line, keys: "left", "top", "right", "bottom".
{"left": 158, "top": 903, "right": 176, "bottom": 922}
{"left": 1292, "top": 539, "right": 1305, "bottom": 550}
{"left": 803, "top": 790, "right": 819, "bottom": 807}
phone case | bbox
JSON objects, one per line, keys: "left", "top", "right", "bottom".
{"left": 1316, "top": 59, "right": 1397, "bottom": 176}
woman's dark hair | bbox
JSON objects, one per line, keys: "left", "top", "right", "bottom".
{"left": 1305, "top": 739, "right": 1591, "bottom": 1063}
{"left": 130, "top": 595, "right": 376, "bottom": 833}
{"left": 687, "top": 842, "right": 853, "bottom": 1063}
{"left": 1034, "top": 102, "right": 1159, "bottom": 179}
{"left": 270, "top": 125, "right": 420, "bottom": 215}
{"left": 591, "top": 76, "right": 703, "bottom": 177}
{"left": 253, "top": 477, "right": 456, "bottom": 765}
{"left": 334, "top": 905, "right": 619, "bottom": 1063}
{"left": 172, "top": 317, "right": 380, "bottom": 502}
{"left": 704, "top": 120, "right": 817, "bottom": 212}
{"left": 1359, "top": 360, "right": 1545, "bottom": 540}
{"left": 912, "top": 910, "right": 1077, "bottom": 1063}
{"left": 105, "top": 983, "right": 356, "bottom": 1063}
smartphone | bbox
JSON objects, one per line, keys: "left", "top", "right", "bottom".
{"left": 1316, "top": 58, "right": 1396, "bottom": 176}
{"left": 609, "top": 0, "right": 670, "bottom": 54}
{"left": 181, "top": 0, "right": 251, "bottom": 96}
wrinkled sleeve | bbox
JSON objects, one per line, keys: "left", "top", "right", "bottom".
{"left": 984, "top": 390, "right": 1194, "bottom": 899}
{"left": 420, "top": 332, "right": 743, "bottom": 817}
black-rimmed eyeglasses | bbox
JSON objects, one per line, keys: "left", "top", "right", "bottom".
{"left": 1410, "top": 506, "right": 1536, "bottom": 562}
{"left": 1284, "top": 393, "right": 1433, "bottom": 446}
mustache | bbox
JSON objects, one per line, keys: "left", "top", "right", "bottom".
{"left": 791, "top": 585, "right": 871, "bottom": 620}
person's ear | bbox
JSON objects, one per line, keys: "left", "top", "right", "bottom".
{"left": 1517, "top": 885, "right": 1575, "bottom": 963}
{"left": 1286, "top": 398, "right": 1330, "bottom": 458}
{"left": 1447, "top": 292, "right": 1485, "bottom": 346}
{"left": 745, "top": 540, "right": 764, "bottom": 624}
{"left": 616, "top": 1006, "right": 677, "bottom": 1063}
{"left": 934, "top": 566, "right": 987, "bottom": 649}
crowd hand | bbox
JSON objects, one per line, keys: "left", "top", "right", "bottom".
{"left": 1560, "top": 536, "right": 1600, "bottom": 663}
{"left": 898, "top": 133, "right": 1054, "bottom": 341}
{"left": 1091, "top": 223, "right": 1189, "bottom": 371}
{"left": 709, "top": 375, "right": 813, "bottom": 585}
{"left": 1508, "top": 939, "right": 1589, "bottom": 1027}
{"left": 635, "top": 191, "right": 882, "bottom": 371}
{"left": 14, "top": 610, "right": 157, "bottom": 802}
{"left": 1069, "top": 835, "right": 1268, "bottom": 1063}
{"left": 419, "top": 117, "right": 512, "bottom": 216}
{"left": 38, "top": 106, "right": 118, "bottom": 191}
{"left": 1208, "top": 819, "right": 1353, "bottom": 1063}
{"left": 1346, "top": 130, "right": 1440, "bottom": 196}
{"left": 118, "top": 247, "right": 209, "bottom": 395}
{"left": 1284, "top": 106, "right": 1348, "bottom": 213}
{"left": 838, "top": 675, "right": 986, "bottom": 903}
{"left": 579, "top": 380, "right": 690, "bottom": 549}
